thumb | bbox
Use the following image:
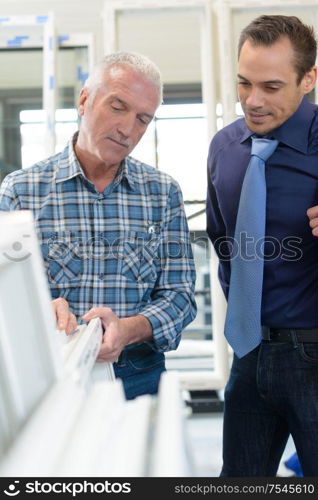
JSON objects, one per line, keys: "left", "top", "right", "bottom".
{"left": 82, "top": 307, "right": 115, "bottom": 324}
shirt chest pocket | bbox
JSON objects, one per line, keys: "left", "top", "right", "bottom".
{"left": 117, "top": 231, "right": 160, "bottom": 284}
{"left": 40, "top": 231, "right": 83, "bottom": 287}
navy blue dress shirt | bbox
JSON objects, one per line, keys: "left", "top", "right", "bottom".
{"left": 207, "top": 96, "right": 318, "bottom": 328}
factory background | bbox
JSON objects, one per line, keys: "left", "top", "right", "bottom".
{"left": 0, "top": 0, "right": 316, "bottom": 478}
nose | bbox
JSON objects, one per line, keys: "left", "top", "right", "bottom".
{"left": 117, "top": 114, "right": 135, "bottom": 139}
{"left": 244, "top": 87, "right": 265, "bottom": 108}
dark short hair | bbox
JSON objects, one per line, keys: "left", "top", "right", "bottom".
{"left": 238, "top": 15, "right": 317, "bottom": 84}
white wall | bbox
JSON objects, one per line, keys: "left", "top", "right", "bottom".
{"left": 117, "top": 8, "right": 201, "bottom": 84}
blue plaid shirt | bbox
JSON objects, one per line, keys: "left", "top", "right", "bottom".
{"left": 0, "top": 135, "right": 196, "bottom": 352}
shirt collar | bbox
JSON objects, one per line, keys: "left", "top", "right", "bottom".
{"left": 115, "top": 157, "right": 137, "bottom": 191}
{"left": 56, "top": 132, "right": 136, "bottom": 191}
{"left": 240, "top": 96, "right": 315, "bottom": 153}
{"left": 56, "top": 132, "right": 86, "bottom": 183}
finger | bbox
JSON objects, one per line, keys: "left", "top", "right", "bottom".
{"left": 52, "top": 298, "right": 70, "bottom": 330}
{"left": 96, "top": 350, "right": 118, "bottom": 363}
{"left": 82, "top": 307, "right": 114, "bottom": 323}
{"left": 65, "top": 313, "right": 78, "bottom": 335}
{"left": 96, "top": 344, "right": 112, "bottom": 363}
{"left": 307, "top": 206, "right": 318, "bottom": 219}
{"left": 309, "top": 217, "right": 318, "bottom": 228}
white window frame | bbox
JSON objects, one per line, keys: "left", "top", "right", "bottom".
{"left": 0, "top": 13, "right": 95, "bottom": 156}
{"left": 0, "top": 211, "right": 63, "bottom": 455}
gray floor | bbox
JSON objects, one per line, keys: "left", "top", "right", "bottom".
{"left": 185, "top": 411, "right": 297, "bottom": 477}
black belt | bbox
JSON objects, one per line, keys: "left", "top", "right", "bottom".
{"left": 262, "top": 327, "right": 318, "bottom": 343}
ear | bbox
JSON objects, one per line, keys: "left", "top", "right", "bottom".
{"left": 78, "top": 88, "right": 89, "bottom": 116}
{"left": 302, "top": 66, "right": 317, "bottom": 94}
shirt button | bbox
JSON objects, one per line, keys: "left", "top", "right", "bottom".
{"left": 99, "top": 273, "right": 104, "bottom": 280}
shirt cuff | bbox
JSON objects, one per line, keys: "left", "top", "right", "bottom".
{"left": 139, "top": 305, "right": 180, "bottom": 353}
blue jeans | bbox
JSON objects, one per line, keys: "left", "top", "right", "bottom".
{"left": 221, "top": 340, "right": 318, "bottom": 476}
{"left": 113, "top": 344, "right": 166, "bottom": 400}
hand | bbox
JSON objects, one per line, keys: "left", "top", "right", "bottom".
{"left": 307, "top": 205, "right": 318, "bottom": 236}
{"left": 82, "top": 307, "right": 126, "bottom": 363}
{"left": 52, "top": 297, "right": 77, "bottom": 335}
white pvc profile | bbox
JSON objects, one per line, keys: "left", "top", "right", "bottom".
{"left": 53, "top": 380, "right": 153, "bottom": 477}
{"left": 59, "top": 320, "right": 102, "bottom": 384}
{"left": 108, "top": 394, "right": 153, "bottom": 476}
{"left": 200, "top": 0, "right": 217, "bottom": 137}
{"left": 54, "top": 379, "right": 127, "bottom": 477}
{"left": 0, "top": 377, "right": 85, "bottom": 477}
{"left": 215, "top": 0, "right": 236, "bottom": 126}
{"left": 200, "top": 3, "right": 230, "bottom": 388}
{"left": 0, "top": 15, "right": 49, "bottom": 26}
{"left": 150, "top": 370, "right": 191, "bottom": 476}
{"left": 0, "top": 304, "right": 28, "bottom": 451}
{"left": 0, "top": 211, "right": 64, "bottom": 454}
{"left": 57, "top": 319, "right": 116, "bottom": 386}
{"left": 43, "top": 12, "right": 56, "bottom": 156}
{"left": 0, "top": 31, "right": 94, "bottom": 53}
{"left": 0, "top": 214, "right": 63, "bottom": 461}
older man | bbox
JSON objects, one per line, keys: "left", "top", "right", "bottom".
{"left": 0, "top": 52, "right": 196, "bottom": 400}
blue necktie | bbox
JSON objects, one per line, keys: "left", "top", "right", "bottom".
{"left": 224, "top": 136, "right": 279, "bottom": 358}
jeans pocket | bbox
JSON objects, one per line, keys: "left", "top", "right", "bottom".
{"left": 299, "top": 342, "right": 318, "bottom": 362}
{"left": 126, "top": 345, "right": 165, "bottom": 372}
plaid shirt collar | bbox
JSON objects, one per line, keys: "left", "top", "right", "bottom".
{"left": 55, "top": 132, "right": 137, "bottom": 192}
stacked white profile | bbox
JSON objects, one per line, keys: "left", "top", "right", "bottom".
{"left": 0, "top": 210, "right": 193, "bottom": 477}
{"left": 0, "top": 210, "right": 63, "bottom": 460}
{"left": 56, "top": 321, "right": 115, "bottom": 385}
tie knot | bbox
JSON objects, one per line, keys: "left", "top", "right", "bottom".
{"left": 251, "top": 136, "right": 279, "bottom": 162}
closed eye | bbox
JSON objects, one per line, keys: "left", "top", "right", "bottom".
{"left": 111, "top": 105, "right": 124, "bottom": 111}
{"left": 138, "top": 116, "right": 151, "bottom": 125}
{"left": 265, "top": 86, "right": 280, "bottom": 91}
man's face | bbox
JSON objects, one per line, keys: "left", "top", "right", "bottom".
{"left": 77, "top": 65, "right": 159, "bottom": 168}
{"left": 238, "top": 37, "right": 316, "bottom": 135}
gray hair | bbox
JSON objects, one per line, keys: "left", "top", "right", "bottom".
{"left": 84, "top": 51, "right": 163, "bottom": 105}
